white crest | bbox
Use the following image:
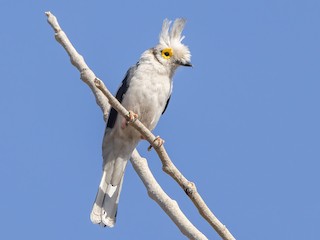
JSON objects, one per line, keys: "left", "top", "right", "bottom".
{"left": 159, "top": 18, "right": 186, "bottom": 47}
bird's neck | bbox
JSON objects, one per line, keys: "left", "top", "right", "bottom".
{"left": 139, "top": 49, "right": 176, "bottom": 79}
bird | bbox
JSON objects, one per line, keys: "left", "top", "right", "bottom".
{"left": 90, "top": 18, "right": 192, "bottom": 227}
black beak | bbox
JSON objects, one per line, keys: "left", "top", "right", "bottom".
{"left": 177, "top": 60, "right": 192, "bottom": 67}
{"left": 183, "top": 62, "right": 193, "bottom": 67}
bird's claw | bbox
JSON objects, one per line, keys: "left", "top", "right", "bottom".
{"left": 148, "top": 136, "right": 165, "bottom": 151}
{"left": 122, "top": 111, "right": 138, "bottom": 129}
{"left": 126, "top": 110, "right": 138, "bottom": 122}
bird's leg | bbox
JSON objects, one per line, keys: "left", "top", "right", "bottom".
{"left": 147, "top": 136, "right": 165, "bottom": 151}
{"left": 121, "top": 110, "right": 138, "bottom": 129}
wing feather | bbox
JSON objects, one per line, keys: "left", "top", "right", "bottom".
{"left": 162, "top": 95, "right": 171, "bottom": 115}
{"left": 106, "top": 65, "right": 136, "bottom": 128}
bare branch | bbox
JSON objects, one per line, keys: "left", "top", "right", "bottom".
{"left": 45, "top": 11, "right": 109, "bottom": 120}
{"left": 45, "top": 11, "right": 210, "bottom": 240}
{"left": 131, "top": 150, "right": 208, "bottom": 240}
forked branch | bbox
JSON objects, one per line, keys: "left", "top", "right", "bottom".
{"left": 45, "top": 11, "right": 235, "bottom": 240}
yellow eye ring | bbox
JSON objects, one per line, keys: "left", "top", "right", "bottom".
{"left": 161, "top": 48, "right": 173, "bottom": 59}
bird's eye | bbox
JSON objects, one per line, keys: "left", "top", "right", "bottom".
{"left": 161, "top": 48, "right": 173, "bottom": 59}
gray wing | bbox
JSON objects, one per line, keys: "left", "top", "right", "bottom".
{"left": 106, "top": 65, "right": 136, "bottom": 129}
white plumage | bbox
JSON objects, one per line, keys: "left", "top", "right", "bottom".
{"left": 90, "top": 18, "right": 192, "bottom": 227}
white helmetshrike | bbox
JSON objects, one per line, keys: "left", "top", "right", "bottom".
{"left": 90, "top": 18, "right": 192, "bottom": 227}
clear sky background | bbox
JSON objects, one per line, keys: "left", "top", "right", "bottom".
{"left": 1, "top": 1, "right": 319, "bottom": 239}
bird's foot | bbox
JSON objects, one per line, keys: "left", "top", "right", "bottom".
{"left": 121, "top": 111, "right": 138, "bottom": 129}
{"left": 148, "top": 136, "right": 165, "bottom": 151}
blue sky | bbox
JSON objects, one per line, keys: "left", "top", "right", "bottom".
{"left": 1, "top": 1, "right": 320, "bottom": 239}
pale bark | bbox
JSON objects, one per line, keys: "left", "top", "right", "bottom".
{"left": 45, "top": 11, "right": 235, "bottom": 240}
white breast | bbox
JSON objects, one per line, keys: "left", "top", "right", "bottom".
{"left": 121, "top": 62, "right": 171, "bottom": 131}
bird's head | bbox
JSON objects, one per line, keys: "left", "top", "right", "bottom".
{"left": 153, "top": 18, "right": 192, "bottom": 73}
